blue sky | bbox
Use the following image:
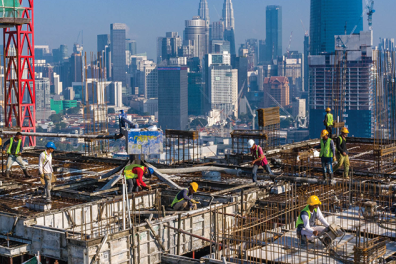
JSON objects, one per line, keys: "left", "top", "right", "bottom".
{"left": 35, "top": 0, "right": 394, "bottom": 61}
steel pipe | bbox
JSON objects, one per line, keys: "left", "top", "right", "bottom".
{"left": 0, "top": 130, "right": 123, "bottom": 140}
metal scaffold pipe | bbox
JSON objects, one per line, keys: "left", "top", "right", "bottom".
{"left": 0, "top": 130, "right": 123, "bottom": 140}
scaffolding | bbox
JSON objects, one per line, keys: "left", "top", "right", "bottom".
{"left": 257, "top": 107, "right": 281, "bottom": 149}
{"left": 165, "top": 129, "right": 199, "bottom": 165}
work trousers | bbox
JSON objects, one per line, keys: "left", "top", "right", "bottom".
{"left": 44, "top": 173, "right": 52, "bottom": 202}
{"left": 321, "top": 158, "right": 333, "bottom": 175}
{"left": 326, "top": 125, "right": 333, "bottom": 138}
{"left": 252, "top": 164, "right": 273, "bottom": 183}
{"left": 172, "top": 200, "right": 197, "bottom": 211}
{"left": 6, "top": 155, "right": 26, "bottom": 171}
{"left": 300, "top": 226, "right": 327, "bottom": 241}
{"left": 333, "top": 153, "right": 350, "bottom": 178}
{"left": 126, "top": 179, "right": 139, "bottom": 193}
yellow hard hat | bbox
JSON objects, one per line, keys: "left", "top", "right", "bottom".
{"left": 326, "top": 107, "right": 331, "bottom": 112}
{"left": 321, "top": 129, "right": 329, "bottom": 138}
{"left": 341, "top": 127, "right": 349, "bottom": 134}
{"left": 190, "top": 182, "right": 198, "bottom": 192}
{"left": 307, "top": 195, "right": 321, "bottom": 206}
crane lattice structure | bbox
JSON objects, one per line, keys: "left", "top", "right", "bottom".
{"left": 3, "top": 0, "right": 36, "bottom": 146}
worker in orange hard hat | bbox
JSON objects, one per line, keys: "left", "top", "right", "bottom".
{"left": 333, "top": 127, "right": 350, "bottom": 179}
{"left": 313, "top": 130, "right": 336, "bottom": 184}
{"left": 296, "top": 195, "right": 329, "bottom": 245}
{"left": 323, "top": 107, "right": 333, "bottom": 139}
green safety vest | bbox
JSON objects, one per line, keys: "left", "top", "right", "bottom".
{"left": 326, "top": 113, "right": 333, "bottom": 127}
{"left": 7, "top": 137, "right": 22, "bottom": 155}
{"left": 296, "top": 205, "right": 317, "bottom": 228}
{"left": 171, "top": 189, "right": 189, "bottom": 208}
{"left": 253, "top": 145, "right": 262, "bottom": 158}
{"left": 319, "top": 138, "right": 333, "bottom": 158}
{"left": 124, "top": 164, "right": 145, "bottom": 180}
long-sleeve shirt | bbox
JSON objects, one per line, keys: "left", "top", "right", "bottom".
{"left": 175, "top": 189, "right": 194, "bottom": 208}
{"left": 301, "top": 207, "right": 329, "bottom": 234}
{"left": 131, "top": 167, "right": 147, "bottom": 188}
{"left": 2, "top": 139, "right": 23, "bottom": 154}
{"left": 38, "top": 151, "right": 53, "bottom": 174}
{"left": 250, "top": 145, "right": 268, "bottom": 166}
{"left": 335, "top": 136, "right": 348, "bottom": 155}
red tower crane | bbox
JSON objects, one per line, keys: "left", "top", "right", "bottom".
{"left": 3, "top": 0, "right": 36, "bottom": 146}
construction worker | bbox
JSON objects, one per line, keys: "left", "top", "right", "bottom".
{"left": 314, "top": 130, "right": 336, "bottom": 184}
{"left": 39, "top": 142, "right": 56, "bottom": 202}
{"left": 170, "top": 182, "right": 200, "bottom": 211}
{"left": 122, "top": 164, "right": 153, "bottom": 193}
{"left": 333, "top": 127, "right": 350, "bottom": 179}
{"left": 296, "top": 195, "right": 329, "bottom": 245}
{"left": 2, "top": 132, "right": 30, "bottom": 178}
{"left": 324, "top": 107, "right": 333, "bottom": 138}
{"left": 248, "top": 139, "right": 273, "bottom": 183}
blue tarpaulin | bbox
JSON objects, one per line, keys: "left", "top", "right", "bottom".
{"left": 127, "top": 130, "right": 163, "bottom": 155}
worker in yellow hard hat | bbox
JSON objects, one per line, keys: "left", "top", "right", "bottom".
{"left": 333, "top": 127, "right": 350, "bottom": 179}
{"left": 313, "top": 130, "right": 336, "bottom": 184}
{"left": 170, "top": 182, "right": 200, "bottom": 211}
{"left": 296, "top": 195, "right": 330, "bottom": 245}
{"left": 323, "top": 107, "right": 333, "bottom": 138}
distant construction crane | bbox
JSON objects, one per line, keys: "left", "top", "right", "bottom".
{"left": 366, "top": 0, "right": 375, "bottom": 30}
{"left": 286, "top": 31, "right": 293, "bottom": 58}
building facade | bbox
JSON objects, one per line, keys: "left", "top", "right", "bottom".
{"left": 310, "top": 0, "right": 363, "bottom": 55}
{"left": 158, "top": 67, "right": 188, "bottom": 130}
{"left": 263, "top": 76, "right": 289, "bottom": 108}
{"left": 97, "top": 34, "right": 110, "bottom": 54}
{"left": 188, "top": 72, "right": 205, "bottom": 116}
{"left": 110, "top": 23, "right": 127, "bottom": 86}
{"left": 184, "top": 17, "right": 208, "bottom": 60}
{"left": 308, "top": 31, "right": 373, "bottom": 138}
{"left": 265, "top": 5, "right": 282, "bottom": 63}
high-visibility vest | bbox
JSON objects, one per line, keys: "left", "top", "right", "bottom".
{"left": 124, "top": 164, "right": 145, "bottom": 180}
{"left": 253, "top": 145, "right": 262, "bottom": 158}
{"left": 296, "top": 205, "right": 318, "bottom": 228}
{"left": 319, "top": 138, "right": 333, "bottom": 158}
{"left": 7, "top": 138, "right": 22, "bottom": 155}
{"left": 326, "top": 113, "right": 333, "bottom": 127}
{"left": 171, "top": 189, "right": 189, "bottom": 208}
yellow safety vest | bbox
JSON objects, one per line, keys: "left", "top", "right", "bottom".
{"left": 7, "top": 138, "right": 22, "bottom": 155}
{"left": 124, "top": 164, "right": 145, "bottom": 180}
{"left": 296, "top": 205, "right": 317, "bottom": 227}
{"left": 319, "top": 138, "right": 333, "bottom": 158}
{"left": 171, "top": 189, "right": 189, "bottom": 208}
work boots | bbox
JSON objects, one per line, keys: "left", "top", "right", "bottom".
{"left": 323, "top": 172, "right": 328, "bottom": 184}
{"left": 329, "top": 173, "right": 335, "bottom": 185}
{"left": 23, "top": 169, "right": 32, "bottom": 178}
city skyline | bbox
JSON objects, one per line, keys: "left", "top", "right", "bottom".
{"left": 34, "top": 0, "right": 391, "bottom": 61}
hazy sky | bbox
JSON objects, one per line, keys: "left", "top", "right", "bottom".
{"left": 35, "top": 0, "right": 394, "bottom": 61}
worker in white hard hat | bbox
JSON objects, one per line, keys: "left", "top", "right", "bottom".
{"left": 247, "top": 139, "right": 273, "bottom": 183}
{"left": 296, "top": 195, "right": 329, "bottom": 246}
{"left": 333, "top": 127, "right": 350, "bottom": 179}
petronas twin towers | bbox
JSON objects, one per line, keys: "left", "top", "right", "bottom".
{"left": 198, "top": 0, "right": 236, "bottom": 55}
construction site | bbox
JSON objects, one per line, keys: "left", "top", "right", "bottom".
{"left": 2, "top": 0, "right": 396, "bottom": 264}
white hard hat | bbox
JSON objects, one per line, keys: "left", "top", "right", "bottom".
{"left": 247, "top": 139, "right": 255, "bottom": 148}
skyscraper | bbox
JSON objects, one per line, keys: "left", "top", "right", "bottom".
{"left": 97, "top": 34, "right": 110, "bottom": 54}
{"left": 222, "top": 0, "right": 236, "bottom": 55}
{"left": 110, "top": 23, "right": 127, "bottom": 87}
{"left": 265, "top": 5, "right": 282, "bottom": 63}
{"left": 198, "top": 0, "right": 210, "bottom": 27}
{"left": 184, "top": 17, "right": 207, "bottom": 60}
{"left": 309, "top": 31, "right": 373, "bottom": 138}
{"left": 310, "top": 0, "right": 363, "bottom": 55}
{"left": 303, "top": 35, "right": 309, "bottom": 92}
{"left": 210, "top": 21, "right": 224, "bottom": 41}
{"left": 157, "top": 32, "right": 182, "bottom": 63}
{"left": 126, "top": 39, "right": 137, "bottom": 55}
{"left": 158, "top": 67, "right": 188, "bottom": 130}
